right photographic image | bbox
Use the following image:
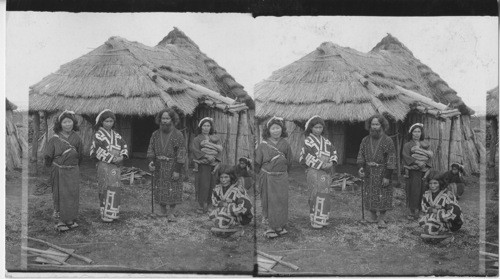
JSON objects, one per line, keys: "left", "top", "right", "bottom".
{"left": 253, "top": 16, "right": 497, "bottom": 276}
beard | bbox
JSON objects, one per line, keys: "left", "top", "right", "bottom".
{"left": 160, "top": 123, "right": 172, "bottom": 133}
{"left": 369, "top": 128, "right": 382, "bottom": 139}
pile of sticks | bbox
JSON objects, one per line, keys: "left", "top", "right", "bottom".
{"left": 120, "top": 166, "right": 150, "bottom": 185}
{"left": 330, "top": 173, "right": 363, "bottom": 191}
{"left": 481, "top": 241, "right": 499, "bottom": 274}
{"left": 24, "top": 237, "right": 93, "bottom": 267}
{"left": 257, "top": 250, "right": 299, "bottom": 273}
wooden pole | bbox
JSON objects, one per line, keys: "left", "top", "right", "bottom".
{"left": 257, "top": 250, "right": 300, "bottom": 271}
{"left": 182, "top": 116, "right": 189, "bottom": 175}
{"left": 30, "top": 112, "right": 41, "bottom": 175}
{"left": 396, "top": 85, "right": 449, "bottom": 111}
{"left": 395, "top": 121, "right": 401, "bottom": 185}
{"left": 235, "top": 111, "right": 242, "bottom": 164}
{"left": 487, "top": 118, "right": 498, "bottom": 180}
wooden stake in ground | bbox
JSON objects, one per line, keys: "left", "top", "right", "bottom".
{"left": 27, "top": 237, "right": 93, "bottom": 264}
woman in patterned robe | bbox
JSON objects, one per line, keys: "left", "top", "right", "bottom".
{"left": 299, "top": 116, "right": 338, "bottom": 229}
{"left": 90, "top": 109, "right": 128, "bottom": 223}
{"left": 419, "top": 171, "right": 463, "bottom": 241}
{"left": 147, "top": 108, "right": 186, "bottom": 221}
{"left": 209, "top": 165, "right": 253, "bottom": 236}
{"left": 44, "top": 110, "right": 83, "bottom": 232}
{"left": 255, "top": 116, "right": 293, "bottom": 238}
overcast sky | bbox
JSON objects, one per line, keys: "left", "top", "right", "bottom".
{"left": 5, "top": 12, "right": 498, "bottom": 114}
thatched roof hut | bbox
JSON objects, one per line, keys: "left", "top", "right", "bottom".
{"left": 29, "top": 28, "right": 254, "bottom": 166}
{"left": 6, "top": 99, "right": 26, "bottom": 171}
{"left": 487, "top": 86, "right": 499, "bottom": 118}
{"left": 255, "top": 34, "right": 480, "bottom": 174}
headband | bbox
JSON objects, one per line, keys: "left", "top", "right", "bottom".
{"left": 409, "top": 123, "right": 424, "bottom": 134}
{"left": 305, "top": 115, "right": 322, "bottom": 131}
{"left": 198, "top": 117, "right": 214, "bottom": 128}
{"left": 95, "top": 109, "right": 112, "bottom": 125}
{"left": 58, "top": 110, "right": 75, "bottom": 122}
{"left": 266, "top": 116, "right": 284, "bottom": 128}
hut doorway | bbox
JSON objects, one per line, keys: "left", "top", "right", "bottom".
{"left": 344, "top": 122, "right": 368, "bottom": 164}
{"left": 131, "top": 116, "right": 157, "bottom": 158}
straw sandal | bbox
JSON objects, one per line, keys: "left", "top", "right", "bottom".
{"left": 66, "top": 222, "right": 79, "bottom": 229}
{"left": 276, "top": 228, "right": 288, "bottom": 236}
{"left": 377, "top": 220, "right": 388, "bottom": 229}
{"left": 167, "top": 213, "right": 177, "bottom": 222}
{"left": 54, "top": 222, "right": 70, "bottom": 232}
{"left": 264, "top": 229, "right": 279, "bottom": 239}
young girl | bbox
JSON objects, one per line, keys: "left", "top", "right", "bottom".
{"left": 299, "top": 115, "right": 338, "bottom": 229}
{"left": 209, "top": 165, "right": 253, "bottom": 237}
{"left": 44, "top": 110, "right": 83, "bottom": 232}
{"left": 439, "top": 163, "right": 466, "bottom": 200}
{"left": 234, "top": 157, "right": 254, "bottom": 191}
{"left": 419, "top": 171, "right": 463, "bottom": 242}
{"left": 90, "top": 109, "right": 128, "bottom": 222}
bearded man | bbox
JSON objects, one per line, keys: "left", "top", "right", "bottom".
{"left": 147, "top": 108, "right": 186, "bottom": 221}
{"left": 356, "top": 114, "right": 396, "bottom": 229}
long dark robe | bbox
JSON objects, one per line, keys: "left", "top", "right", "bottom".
{"left": 255, "top": 138, "right": 292, "bottom": 230}
{"left": 90, "top": 127, "right": 128, "bottom": 219}
{"left": 403, "top": 140, "right": 428, "bottom": 210}
{"left": 439, "top": 171, "right": 466, "bottom": 197}
{"left": 357, "top": 134, "right": 396, "bottom": 211}
{"left": 191, "top": 134, "right": 221, "bottom": 206}
{"left": 44, "top": 132, "right": 83, "bottom": 223}
{"left": 147, "top": 128, "right": 186, "bottom": 205}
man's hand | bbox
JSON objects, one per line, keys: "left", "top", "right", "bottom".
{"left": 172, "top": 172, "right": 180, "bottom": 181}
{"left": 148, "top": 161, "right": 155, "bottom": 172}
{"left": 382, "top": 178, "right": 390, "bottom": 187}
{"left": 358, "top": 167, "right": 365, "bottom": 178}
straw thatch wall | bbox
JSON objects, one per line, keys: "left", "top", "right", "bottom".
{"left": 6, "top": 99, "right": 27, "bottom": 171}
{"left": 28, "top": 28, "right": 254, "bottom": 168}
{"left": 486, "top": 86, "right": 498, "bottom": 179}
{"left": 487, "top": 86, "right": 498, "bottom": 118}
{"left": 255, "top": 34, "right": 479, "bottom": 174}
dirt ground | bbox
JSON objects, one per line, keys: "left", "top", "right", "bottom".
{"left": 256, "top": 165, "right": 483, "bottom": 276}
{"left": 5, "top": 158, "right": 255, "bottom": 274}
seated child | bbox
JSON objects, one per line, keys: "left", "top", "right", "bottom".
{"left": 404, "top": 141, "right": 432, "bottom": 180}
{"left": 439, "top": 163, "right": 466, "bottom": 200}
{"left": 234, "top": 157, "right": 254, "bottom": 191}
{"left": 193, "top": 134, "right": 222, "bottom": 174}
{"left": 418, "top": 171, "right": 463, "bottom": 244}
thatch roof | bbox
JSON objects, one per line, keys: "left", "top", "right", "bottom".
{"left": 255, "top": 34, "right": 473, "bottom": 122}
{"left": 156, "top": 27, "right": 254, "bottom": 109}
{"left": 30, "top": 28, "right": 252, "bottom": 116}
{"left": 487, "top": 86, "right": 499, "bottom": 117}
{"left": 6, "top": 99, "right": 17, "bottom": 111}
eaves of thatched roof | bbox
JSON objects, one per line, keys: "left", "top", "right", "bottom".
{"left": 255, "top": 34, "right": 473, "bottom": 122}
{"left": 30, "top": 29, "right": 252, "bottom": 115}
{"left": 487, "top": 86, "right": 499, "bottom": 117}
{"left": 156, "top": 27, "right": 254, "bottom": 109}
{"left": 6, "top": 98, "right": 17, "bottom": 111}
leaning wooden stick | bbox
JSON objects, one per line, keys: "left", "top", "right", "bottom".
{"left": 480, "top": 251, "right": 499, "bottom": 258}
{"left": 27, "top": 237, "right": 93, "bottom": 264}
{"left": 28, "top": 252, "right": 70, "bottom": 265}
{"left": 257, "top": 250, "right": 299, "bottom": 271}
{"left": 22, "top": 247, "right": 67, "bottom": 257}
{"left": 258, "top": 265, "right": 277, "bottom": 273}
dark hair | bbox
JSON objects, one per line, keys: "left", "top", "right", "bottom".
{"left": 197, "top": 118, "right": 216, "bottom": 135}
{"left": 262, "top": 118, "right": 288, "bottom": 139}
{"left": 407, "top": 125, "right": 425, "bottom": 141}
{"left": 426, "top": 171, "right": 446, "bottom": 190}
{"left": 238, "top": 157, "right": 252, "bottom": 170}
{"left": 53, "top": 112, "right": 79, "bottom": 133}
{"left": 365, "top": 114, "right": 389, "bottom": 132}
{"left": 305, "top": 117, "right": 326, "bottom": 137}
{"left": 218, "top": 165, "right": 238, "bottom": 185}
{"left": 93, "top": 110, "right": 116, "bottom": 131}
{"left": 155, "top": 108, "right": 180, "bottom": 127}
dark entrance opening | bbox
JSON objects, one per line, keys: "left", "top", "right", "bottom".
{"left": 132, "top": 116, "right": 157, "bottom": 158}
{"left": 344, "top": 122, "right": 368, "bottom": 164}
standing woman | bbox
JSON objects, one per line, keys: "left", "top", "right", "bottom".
{"left": 299, "top": 116, "right": 338, "bottom": 229}
{"left": 191, "top": 117, "right": 223, "bottom": 213}
{"left": 147, "top": 108, "right": 186, "bottom": 221}
{"left": 403, "top": 123, "right": 434, "bottom": 220}
{"left": 44, "top": 110, "right": 83, "bottom": 232}
{"left": 255, "top": 116, "right": 293, "bottom": 239}
{"left": 90, "top": 109, "right": 128, "bottom": 222}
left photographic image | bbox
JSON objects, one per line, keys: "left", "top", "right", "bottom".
{"left": 6, "top": 12, "right": 256, "bottom": 273}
